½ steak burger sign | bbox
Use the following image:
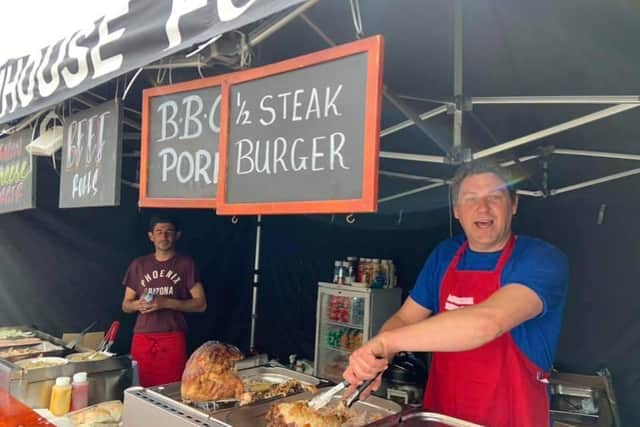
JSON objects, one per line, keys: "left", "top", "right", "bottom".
{"left": 217, "top": 36, "right": 384, "bottom": 215}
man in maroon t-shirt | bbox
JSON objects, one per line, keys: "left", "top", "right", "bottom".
{"left": 122, "top": 215, "right": 207, "bottom": 387}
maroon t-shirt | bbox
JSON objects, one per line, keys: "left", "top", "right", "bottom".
{"left": 122, "top": 253, "right": 200, "bottom": 333}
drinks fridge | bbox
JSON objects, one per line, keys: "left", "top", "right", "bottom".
{"left": 314, "top": 282, "right": 402, "bottom": 383}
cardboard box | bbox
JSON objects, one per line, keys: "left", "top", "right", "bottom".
{"left": 62, "top": 331, "right": 104, "bottom": 350}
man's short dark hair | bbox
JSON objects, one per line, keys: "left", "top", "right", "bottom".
{"left": 148, "top": 215, "right": 180, "bottom": 232}
{"left": 450, "top": 160, "right": 518, "bottom": 203}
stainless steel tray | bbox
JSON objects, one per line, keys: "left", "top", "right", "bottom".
{"left": 147, "top": 366, "right": 323, "bottom": 414}
{"left": 211, "top": 387, "right": 402, "bottom": 427}
{"left": 368, "top": 409, "right": 484, "bottom": 427}
{"left": 0, "top": 341, "right": 64, "bottom": 362}
{"left": 238, "top": 366, "right": 321, "bottom": 386}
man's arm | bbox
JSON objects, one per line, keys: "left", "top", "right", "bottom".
{"left": 379, "top": 297, "right": 432, "bottom": 334}
{"left": 122, "top": 287, "right": 144, "bottom": 313}
{"left": 343, "top": 297, "right": 431, "bottom": 396}
{"left": 144, "top": 282, "right": 207, "bottom": 313}
{"left": 344, "top": 283, "right": 542, "bottom": 395}
{"left": 380, "top": 283, "right": 542, "bottom": 355}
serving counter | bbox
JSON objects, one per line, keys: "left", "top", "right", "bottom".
{"left": 0, "top": 325, "right": 133, "bottom": 408}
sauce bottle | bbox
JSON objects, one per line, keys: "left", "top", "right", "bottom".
{"left": 49, "top": 376, "right": 72, "bottom": 416}
{"left": 71, "top": 372, "right": 89, "bottom": 411}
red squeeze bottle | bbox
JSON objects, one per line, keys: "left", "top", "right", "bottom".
{"left": 70, "top": 372, "right": 89, "bottom": 411}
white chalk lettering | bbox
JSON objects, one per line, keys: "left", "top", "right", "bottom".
{"left": 330, "top": 132, "right": 348, "bottom": 170}
{"left": 156, "top": 94, "right": 220, "bottom": 142}
{"left": 65, "top": 111, "right": 110, "bottom": 170}
{"left": 291, "top": 138, "right": 307, "bottom": 171}
{"left": 259, "top": 95, "right": 276, "bottom": 126}
{"left": 233, "top": 135, "right": 350, "bottom": 175}
{"left": 236, "top": 139, "right": 254, "bottom": 175}
{"left": 292, "top": 89, "right": 304, "bottom": 121}
{"left": 305, "top": 88, "right": 320, "bottom": 120}
{"left": 156, "top": 101, "right": 179, "bottom": 142}
{"left": 258, "top": 85, "right": 343, "bottom": 125}
{"left": 71, "top": 169, "right": 99, "bottom": 199}
{"left": 324, "top": 85, "right": 342, "bottom": 117}
{"left": 277, "top": 92, "right": 291, "bottom": 120}
{"left": 311, "top": 136, "right": 325, "bottom": 171}
{"left": 180, "top": 94, "right": 203, "bottom": 140}
{"left": 273, "top": 137, "right": 288, "bottom": 174}
{"left": 158, "top": 147, "right": 213, "bottom": 184}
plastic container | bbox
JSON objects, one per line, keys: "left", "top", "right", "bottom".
{"left": 142, "top": 288, "right": 154, "bottom": 303}
{"left": 71, "top": 372, "right": 89, "bottom": 411}
{"left": 49, "top": 376, "right": 72, "bottom": 416}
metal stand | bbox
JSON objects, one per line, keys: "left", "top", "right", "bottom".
{"left": 249, "top": 215, "right": 262, "bottom": 353}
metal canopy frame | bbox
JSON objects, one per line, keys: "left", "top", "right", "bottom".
{"left": 300, "top": 0, "right": 640, "bottom": 204}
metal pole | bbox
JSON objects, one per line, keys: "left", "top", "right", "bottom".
{"left": 378, "top": 182, "right": 447, "bottom": 204}
{"left": 380, "top": 170, "right": 448, "bottom": 182}
{"left": 472, "top": 95, "right": 640, "bottom": 105}
{"left": 380, "top": 151, "right": 446, "bottom": 164}
{"left": 248, "top": 0, "right": 320, "bottom": 46}
{"left": 453, "top": 0, "right": 463, "bottom": 147}
{"left": 516, "top": 189, "right": 545, "bottom": 197}
{"left": 553, "top": 148, "right": 640, "bottom": 161}
{"left": 249, "top": 214, "right": 262, "bottom": 353}
{"left": 473, "top": 104, "right": 640, "bottom": 160}
{"left": 380, "top": 105, "right": 448, "bottom": 137}
{"left": 550, "top": 167, "right": 640, "bottom": 196}
{"left": 498, "top": 154, "right": 542, "bottom": 167}
{"left": 383, "top": 86, "right": 454, "bottom": 157}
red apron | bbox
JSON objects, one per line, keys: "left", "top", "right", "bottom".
{"left": 131, "top": 331, "right": 187, "bottom": 387}
{"left": 423, "top": 235, "right": 550, "bottom": 427}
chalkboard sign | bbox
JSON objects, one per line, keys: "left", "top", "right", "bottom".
{"left": 217, "top": 35, "right": 383, "bottom": 215}
{"left": 59, "top": 100, "right": 123, "bottom": 208}
{"left": 140, "top": 76, "right": 224, "bottom": 208}
{"left": 0, "top": 128, "right": 37, "bottom": 214}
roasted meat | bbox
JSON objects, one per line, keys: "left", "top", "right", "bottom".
{"left": 239, "top": 380, "right": 318, "bottom": 406}
{"left": 266, "top": 399, "right": 380, "bottom": 427}
{"left": 180, "top": 341, "right": 244, "bottom": 402}
{"left": 266, "top": 400, "right": 346, "bottom": 427}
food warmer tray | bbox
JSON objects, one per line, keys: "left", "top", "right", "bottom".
{"left": 210, "top": 388, "right": 402, "bottom": 427}
{"left": 123, "top": 372, "right": 401, "bottom": 427}
{"left": 368, "top": 408, "right": 484, "bottom": 427}
{"left": 0, "top": 325, "right": 133, "bottom": 408}
{"left": 144, "top": 366, "right": 323, "bottom": 413}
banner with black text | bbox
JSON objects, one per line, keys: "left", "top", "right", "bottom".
{"left": 0, "top": 0, "right": 306, "bottom": 125}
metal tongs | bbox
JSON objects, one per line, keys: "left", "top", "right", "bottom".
{"left": 88, "top": 321, "right": 120, "bottom": 359}
{"left": 308, "top": 373, "right": 381, "bottom": 410}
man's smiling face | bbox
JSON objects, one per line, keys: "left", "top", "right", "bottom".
{"left": 453, "top": 172, "right": 518, "bottom": 252}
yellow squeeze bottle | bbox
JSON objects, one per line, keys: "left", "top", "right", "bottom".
{"left": 49, "top": 376, "right": 72, "bottom": 416}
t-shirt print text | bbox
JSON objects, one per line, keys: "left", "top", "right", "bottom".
{"left": 140, "top": 269, "right": 182, "bottom": 288}
{"left": 444, "top": 294, "right": 474, "bottom": 311}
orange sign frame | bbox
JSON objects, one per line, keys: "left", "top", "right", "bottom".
{"left": 217, "top": 35, "right": 384, "bottom": 215}
{"left": 139, "top": 76, "right": 225, "bottom": 208}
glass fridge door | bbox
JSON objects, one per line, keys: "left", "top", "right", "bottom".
{"left": 316, "top": 290, "right": 366, "bottom": 382}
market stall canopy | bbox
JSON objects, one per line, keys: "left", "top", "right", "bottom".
{"left": 0, "top": 0, "right": 307, "bottom": 125}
